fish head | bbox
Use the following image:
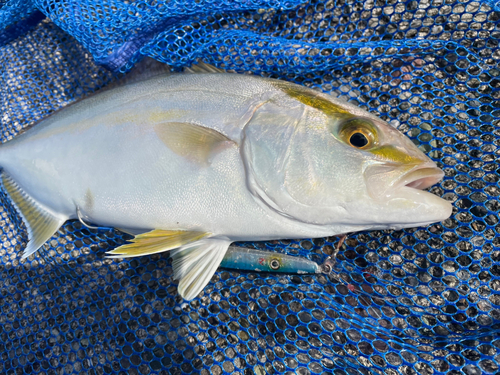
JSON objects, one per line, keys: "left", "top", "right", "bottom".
{"left": 242, "top": 84, "right": 452, "bottom": 231}
{"left": 322, "top": 113, "right": 453, "bottom": 229}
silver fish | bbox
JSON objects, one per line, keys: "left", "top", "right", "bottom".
{"left": 0, "top": 63, "right": 452, "bottom": 300}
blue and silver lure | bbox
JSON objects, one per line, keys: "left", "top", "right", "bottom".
{"left": 220, "top": 236, "right": 346, "bottom": 275}
{"left": 220, "top": 246, "right": 320, "bottom": 274}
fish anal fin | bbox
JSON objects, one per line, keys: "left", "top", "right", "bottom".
{"left": 154, "top": 122, "right": 236, "bottom": 166}
{"left": 171, "top": 239, "right": 231, "bottom": 300}
{"left": 1, "top": 173, "right": 66, "bottom": 259}
{"left": 106, "top": 229, "right": 209, "bottom": 258}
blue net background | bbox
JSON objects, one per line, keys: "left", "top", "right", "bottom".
{"left": 1, "top": 0, "right": 500, "bottom": 374}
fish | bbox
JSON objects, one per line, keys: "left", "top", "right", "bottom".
{"left": 0, "top": 63, "right": 452, "bottom": 300}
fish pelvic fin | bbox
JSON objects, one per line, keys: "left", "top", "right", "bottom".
{"left": 1, "top": 173, "right": 67, "bottom": 259}
{"left": 105, "top": 229, "right": 210, "bottom": 258}
{"left": 171, "top": 238, "right": 232, "bottom": 300}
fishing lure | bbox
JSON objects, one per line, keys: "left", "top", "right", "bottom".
{"left": 220, "top": 246, "right": 320, "bottom": 274}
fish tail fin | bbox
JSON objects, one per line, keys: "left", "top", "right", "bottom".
{"left": 1, "top": 172, "right": 66, "bottom": 259}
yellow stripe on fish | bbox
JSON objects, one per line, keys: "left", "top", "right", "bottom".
{"left": 370, "top": 145, "right": 424, "bottom": 165}
{"left": 274, "top": 82, "right": 352, "bottom": 116}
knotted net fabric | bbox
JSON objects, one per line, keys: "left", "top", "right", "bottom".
{"left": 0, "top": 1, "right": 499, "bottom": 374}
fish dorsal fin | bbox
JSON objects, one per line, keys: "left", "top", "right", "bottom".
{"left": 105, "top": 229, "right": 209, "bottom": 258}
{"left": 1, "top": 173, "right": 66, "bottom": 259}
{"left": 184, "top": 61, "right": 225, "bottom": 74}
{"left": 171, "top": 239, "right": 231, "bottom": 300}
{"left": 155, "top": 122, "right": 236, "bottom": 166}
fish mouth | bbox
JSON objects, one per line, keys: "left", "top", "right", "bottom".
{"left": 395, "top": 166, "right": 444, "bottom": 191}
{"left": 362, "top": 160, "right": 451, "bottom": 226}
{"left": 364, "top": 162, "right": 444, "bottom": 200}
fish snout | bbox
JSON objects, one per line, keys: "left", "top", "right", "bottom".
{"left": 364, "top": 161, "right": 444, "bottom": 200}
{"left": 394, "top": 164, "right": 444, "bottom": 192}
{"left": 361, "top": 160, "right": 452, "bottom": 227}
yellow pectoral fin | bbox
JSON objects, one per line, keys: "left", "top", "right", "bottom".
{"left": 106, "top": 229, "right": 210, "bottom": 258}
{"left": 154, "top": 122, "right": 236, "bottom": 166}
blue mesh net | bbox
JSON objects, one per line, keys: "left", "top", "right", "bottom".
{"left": 0, "top": 1, "right": 499, "bottom": 374}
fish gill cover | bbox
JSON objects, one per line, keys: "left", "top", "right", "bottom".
{"left": 0, "top": 0, "right": 499, "bottom": 374}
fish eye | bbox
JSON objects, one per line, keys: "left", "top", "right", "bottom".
{"left": 349, "top": 132, "right": 368, "bottom": 148}
{"left": 338, "top": 118, "right": 377, "bottom": 150}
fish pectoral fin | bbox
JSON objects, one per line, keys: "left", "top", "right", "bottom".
{"left": 1, "top": 173, "right": 66, "bottom": 259}
{"left": 171, "top": 239, "right": 231, "bottom": 300}
{"left": 155, "top": 122, "right": 236, "bottom": 166}
{"left": 105, "top": 229, "right": 209, "bottom": 258}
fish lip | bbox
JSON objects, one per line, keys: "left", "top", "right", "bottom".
{"left": 394, "top": 164, "right": 444, "bottom": 192}
{"left": 363, "top": 161, "right": 444, "bottom": 200}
